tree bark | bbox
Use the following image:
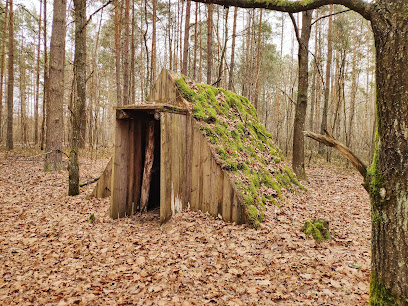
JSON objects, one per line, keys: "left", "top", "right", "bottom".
{"left": 122, "top": 0, "right": 130, "bottom": 105}
{"left": 45, "top": 0, "right": 67, "bottom": 171}
{"left": 6, "top": 0, "right": 14, "bottom": 150}
{"left": 228, "top": 6, "right": 237, "bottom": 91}
{"left": 40, "top": 0, "right": 48, "bottom": 151}
{"left": 206, "top": 3, "right": 213, "bottom": 84}
{"left": 318, "top": 4, "right": 333, "bottom": 155}
{"left": 114, "top": 0, "right": 122, "bottom": 106}
{"left": 192, "top": 2, "right": 198, "bottom": 80}
{"left": 69, "top": 0, "right": 86, "bottom": 196}
{"left": 253, "top": 9, "right": 263, "bottom": 110}
{"left": 151, "top": 0, "right": 157, "bottom": 83}
{"left": 182, "top": 0, "right": 191, "bottom": 75}
{"left": 0, "top": 0, "right": 8, "bottom": 143}
{"left": 34, "top": 0, "right": 43, "bottom": 145}
{"left": 291, "top": 10, "right": 312, "bottom": 180}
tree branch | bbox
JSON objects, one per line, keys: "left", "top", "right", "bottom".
{"left": 190, "top": 0, "right": 373, "bottom": 20}
{"left": 304, "top": 130, "right": 368, "bottom": 186}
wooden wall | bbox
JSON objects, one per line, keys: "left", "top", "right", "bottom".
{"left": 160, "top": 112, "right": 246, "bottom": 224}
{"left": 109, "top": 108, "right": 246, "bottom": 224}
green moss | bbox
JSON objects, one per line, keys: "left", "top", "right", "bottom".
{"left": 303, "top": 219, "right": 331, "bottom": 243}
{"left": 369, "top": 274, "right": 395, "bottom": 305}
{"left": 367, "top": 131, "right": 384, "bottom": 209}
{"left": 175, "top": 75, "right": 301, "bottom": 227}
{"left": 247, "top": 205, "right": 261, "bottom": 228}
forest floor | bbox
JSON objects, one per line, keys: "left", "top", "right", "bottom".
{"left": 0, "top": 151, "right": 371, "bottom": 305}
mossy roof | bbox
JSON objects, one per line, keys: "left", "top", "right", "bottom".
{"left": 175, "top": 75, "right": 302, "bottom": 227}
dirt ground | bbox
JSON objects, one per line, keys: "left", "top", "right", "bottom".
{"left": 0, "top": 152, "right": 371, "bottom": 305}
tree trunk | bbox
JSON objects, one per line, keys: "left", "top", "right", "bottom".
{"left": 151, "top": 0, "right": 157, "bottom": 83}
{"left": 182, "top": 0, "right": 191, "bottom": 75}
{"left": 68, "top": 0, "right": 86, "bottom": 196}
{"left": 122, "top": 0, "right": 130, "bottom": 105}
{"left": 292, "top": 10, "right": 312, "bottom": 180}
{"left": 114, "top": 0, "right": 121, "bottom": 106}
{"left": 253, "top": 9, "right": 263, "bottom": 110}
{"left": 318, "top": 4, "right": 333, "bottom": 155}
{"left": 192, "top": 2, "right": 198, "bottom": 80}
{"left": 206, "top": 3, "right": 213, "bottom": 84}
{"left": 130, "top": 0, "right": 136, "bottom": 105}
{"left": 228, "top": 6, "right": 237, "bottom": 91}
{"left": 368, "top": 6, "right": 408, "bottom": 303}
{"left": 34, "top": 0, "right": 42, "bottom": 145}
{"left": 44, "top": 0, "right": 66, "bottom": 171}
{"left": 40, "top": 0, "right": 48, "bottom": 151}
{"left": 6, "top": 0, "right": 14, "bottom": 150}
{"left": 0, "top": 0, "right": 8, "bottom": 143}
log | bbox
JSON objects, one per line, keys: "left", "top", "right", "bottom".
{"left": 304, "top": 130, "right": 368, "bottom": 181}
{"left": 140, "top": 120, "right": 155, "bottom": 212}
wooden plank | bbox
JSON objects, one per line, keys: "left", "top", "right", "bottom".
{"left": 170, "top": 114, "right": 182, "bottom": 215}
{"left": 184, "top": 114, "right": 192, "bottom": 208}
{"left": 209, "top": 155, "right": 218, "bottom": 216}
{"left": 110, "top": 119, "right": 130, "bottom": 219}
{"left": 179, "top": 114, "right": 187, "bottom": 209}
{"left": 201, "top": 135, "right": 211, "bottom": 213}
{"left": 127, "top": 120, "right": 135, "bottom": 214}
{"left": 91, "top": 157, "right": 112, "bottom": 198}
{"left": 231, "top": 192, "right": 241, "bottom": 224}
{"left": 222, "top": 175, "right": 233, "bottom": 222}
{"left": 190, "top": 123, "right": 201, "bottom": 211}
{"left": 140, "top": 120, "right": 155, "bottom": 212}
{"left": 160, "top": 112, "right": 172, "bottom": 223}
{"left": 133, "top": 117, "right": 143, "bottom": 212}
{"left": 215, "top": 163, "right": 224, "bottom": 217}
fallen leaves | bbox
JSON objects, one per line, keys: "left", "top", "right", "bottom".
{"left": 0, "top": 153, "right": 371, "bottom": 304}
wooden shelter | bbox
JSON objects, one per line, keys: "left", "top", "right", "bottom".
{"left": 94, "top": 69, "right": 246, "bottom": 224}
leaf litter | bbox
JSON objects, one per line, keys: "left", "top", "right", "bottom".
{"left": 0, "top": 153, "right": 370, "bottom": 305}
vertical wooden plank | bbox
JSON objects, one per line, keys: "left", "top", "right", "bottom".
{"left": 127, "top": 120, "right": 135, "bottom": 215}
{"left": 215, "top": 164, "right": 224, "bottom": 217}
{"left": 180, "top": 114, "right": 187, "bottom": 208}
{"left": 190, "top": 124, "right": 201, "bottom": 211}
{"left": 184, "top": 114, "right": 192, "bottom": 208}
{"left": 231, "top": 192, "right": 241, "bottom": 224}
{"left": 171, "top": 113, "right": 181, "bottom": 215}
{"left": 160, "top": 112, "right": 172, "bottom": 223}
{"left": 110, "top": 119, "right": 130, "bottom": 219}
{"left": 209, "top": 155, "right": 218, "bottom": 216}
{"left": 133, "top": 116, "right": 143, "bottom": 212}
{"left": 222, "top": 176, "right": 233, "bottom": 222}
{"left": 202, "top": 136, "right": 211, "bottom": 213}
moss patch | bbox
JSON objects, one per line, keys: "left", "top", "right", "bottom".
{"left": 303, "top": 218, "right": 331, "bottom": 243}
{"left": 175, "top": 76, "right": 302, "bottom": 228}
{"left": 369, "top": 274, "right": 396, "bottom": 305}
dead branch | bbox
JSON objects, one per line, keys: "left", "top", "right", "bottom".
{"left": 80, "top": 177, "right": 100, "bottom": 187}
{"left": 304, "top": 130, "right": 368, "bottom": 181}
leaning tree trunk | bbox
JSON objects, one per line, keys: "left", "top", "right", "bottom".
{"left": 368, "top": 8, "right": 408, "bottom": 304}
{"left": 292, "top": 10, "right": 312, "bottom": 180}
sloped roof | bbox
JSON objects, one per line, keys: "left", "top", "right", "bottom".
{"left": 169, "top": 71, "right": 302, "bottom": 227}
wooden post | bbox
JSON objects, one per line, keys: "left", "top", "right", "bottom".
{"left": 133, "top": 117, "right": 143, "bottom": 212}
{"left": 140, "top": 120, "right": 155, "bottom": 212}
{"left": 127, "top": 120, "right": 135, "bottom": 214}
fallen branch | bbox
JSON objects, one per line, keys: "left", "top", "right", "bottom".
{"left": 304, "top": 130, "right": 368, "bottom": 190}
{"left": 80, "top": 177, "right": 100, "bottom": 187}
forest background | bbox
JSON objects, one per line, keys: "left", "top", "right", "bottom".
{"left": 0, "top": 0, "right": 376, "bottom": 166}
